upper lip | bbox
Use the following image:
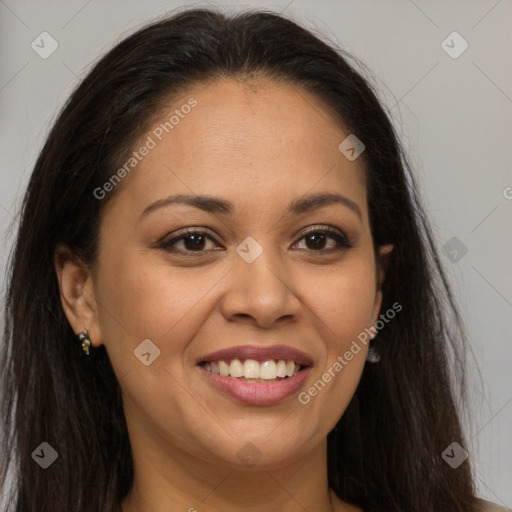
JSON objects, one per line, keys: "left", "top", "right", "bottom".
{"left": 197, "top": 344, "right": 313, "bottom": 366}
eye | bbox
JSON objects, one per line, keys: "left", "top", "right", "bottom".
{"left": 159, "top": 225, "right": 353, "bottom": 256}
{"left": 293, "top": 226, "right": 353, "bottom": 253}
{"left": 159, "top": 228, "right": 220, "bottom": 254}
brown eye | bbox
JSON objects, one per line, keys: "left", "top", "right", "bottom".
{"left": 160, "top": 229, "right": 220, "bottom": 255}
{"left": 294, "top": 227, "right": 352, "bottom": 253}
{"left": 175, "top": 233, "right": 209, "bottom": 251}
{"left": 159, "top": 226, "right": 352, "bottom": 256}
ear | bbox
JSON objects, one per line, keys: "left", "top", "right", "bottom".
{"left": 54, "top": 243, "right": 102, "bottom": 347}
{"left": 370, "top": 243, "right": 394, "bottom": 329}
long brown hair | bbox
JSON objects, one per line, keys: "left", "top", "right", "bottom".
{"left": 1, "top": 7, "right": 478, "bottom": 511}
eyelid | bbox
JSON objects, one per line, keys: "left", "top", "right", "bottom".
{"left": 295, "top": 224, "right": 347, "bottom": 240}
{"left": 157, "top": 227, "right": 219, "bottom": 253}
{"left": 159, "top": 224, "right": 353, "bottom": 254}
{"left": 292, "top": 225, "right": 353, "bottom": 251}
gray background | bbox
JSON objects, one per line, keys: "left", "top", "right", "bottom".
{"left": 1, "top": 0, "right": 511, "bottom": 507}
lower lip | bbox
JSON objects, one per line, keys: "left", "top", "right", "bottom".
{"left": 198, "top": 365, "right": 311, "bottom": 405}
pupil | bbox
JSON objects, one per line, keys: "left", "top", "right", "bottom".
{"left": 185, "top": 234, "right": 205, "bottom": 250}
{"left": 307, "top": 233, "right": 326, "bottom": 250}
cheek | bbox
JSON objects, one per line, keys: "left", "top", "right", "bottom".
{"left": 93, "top": 248, "right": 223, "bottom": 370}
{"left": 306, "top": 256, "right": 377, "bottom": 348}
{"left": 295, "top": 256, "right": 377, "bottom": 424}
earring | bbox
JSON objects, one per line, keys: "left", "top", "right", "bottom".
{"left": 366, "top": 333, "right": 380, "bottom": 363}
{"left": 77, "top": 330, "right": 92, "bottom": 356}
{"left": 366, "top": 344, "right": 380, "bottom": 363}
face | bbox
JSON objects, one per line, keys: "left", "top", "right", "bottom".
{"left": 63, "top": 78, "right": 392, "bottom": 470}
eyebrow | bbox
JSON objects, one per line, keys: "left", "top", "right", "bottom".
{"left": 140, "top": 192, "right": 362, "bottom": 221}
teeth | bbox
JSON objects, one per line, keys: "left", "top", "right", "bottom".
{"left": 218, "top": 360, "right": 230, "bottom": 377}
{"left": 243, "top": 359, "right": 260, "bottom": 379}
{"left": 229, "top": 359, "right": 244, "bottom": 378}
{"left": 260, "top": 360, "right": 277, "bottom": 379}
{"left": 202, "top": 358, "right": 303, "bottom": 380}
{"left": 276, "top": 360, "right": 287, "bottom": 378}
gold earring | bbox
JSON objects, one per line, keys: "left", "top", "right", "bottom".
{"left": 77, "top": 330, "right": 92, "bottom": 356}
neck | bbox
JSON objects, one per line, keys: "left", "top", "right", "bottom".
{"left": 121, "top": 434, "right": 349, "bottom": 512}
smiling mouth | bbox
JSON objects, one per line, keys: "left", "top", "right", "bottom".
{"left": 199, "top": 358, "right": 306, "bottom": 383}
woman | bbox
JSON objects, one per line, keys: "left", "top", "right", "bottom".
{"left": 0, "top": 7, "right": 508, "bottom": 512}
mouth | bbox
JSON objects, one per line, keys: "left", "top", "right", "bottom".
{"left": 196, "top": 345, "right": 313, "bottom": 405}
{"left": 199, "top": 358, "right": 306, "bottom": 382}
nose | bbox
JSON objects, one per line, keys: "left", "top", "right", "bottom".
{"left": 219, "top": 249, "right": 302, "bottom": 329}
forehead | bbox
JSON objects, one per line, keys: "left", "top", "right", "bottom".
{"left": 104, "top": 77, "right": 368, "bottom": 220}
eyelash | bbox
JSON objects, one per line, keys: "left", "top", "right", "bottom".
{"left": 158, "top": 225, "right": 353, "bottom": 256}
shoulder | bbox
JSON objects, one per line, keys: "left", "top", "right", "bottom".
{"left": 475, "top": 498, "right": 512, "bottom": 512}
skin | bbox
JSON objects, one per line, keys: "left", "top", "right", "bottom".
{"left": 55, "top": 77, "right": 393, "bottom": 512}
